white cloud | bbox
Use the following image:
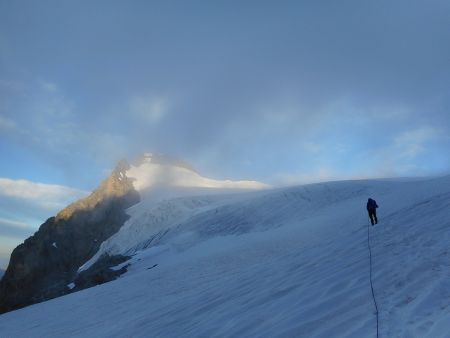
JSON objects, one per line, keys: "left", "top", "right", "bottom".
{"left": 0, "top": 178, "right": 88, "bottom": 210}
{"left": 0, "top": 217, "right": 36, "bottom": 239}
{"left": 0, "top": 78, "right": 131, "bottom": 166}
{"left": 0, "top": 79, "right": 75, "bottom": 142}
{"left": 394, "top": 126, "right": 439, "bottom": 144}
{"left": 0, "top": 217, "right": 32, "bottom": 230}
{"left": 368, "top": 126, "right": 444, "bottom": 177}
{"left": 0, "top": 178, "right": 89, "bottom": 269}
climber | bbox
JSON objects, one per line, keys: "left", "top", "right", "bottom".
{"left": 367, "top": 198, "right": 378, "bottom": 226}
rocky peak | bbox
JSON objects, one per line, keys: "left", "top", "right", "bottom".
{"left": 56, "top": 160, "right": 134, "bottom": 222}
{"left": 0, "top": 160, "right": 140, "bottom": 314}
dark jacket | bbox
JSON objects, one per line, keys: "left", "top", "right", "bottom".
{"left": 367, "top": 198, "right": 378, "bottom": 212}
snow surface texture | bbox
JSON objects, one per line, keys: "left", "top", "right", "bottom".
{"left": 1, "top": 176, "right": 450, "bottom": 337}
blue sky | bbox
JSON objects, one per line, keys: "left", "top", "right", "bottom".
{"left": 1, "top": 0, "right": 449, "bottom": 267}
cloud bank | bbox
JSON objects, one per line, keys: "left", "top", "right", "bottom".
{"left": 0, "top": 178, "right": 88, "bottom": 212}
{"left": 0, "top": 178, "right": 88, "bottom": 268}
{"left": 0, "top": 0, "right": 449, "bottom": 187}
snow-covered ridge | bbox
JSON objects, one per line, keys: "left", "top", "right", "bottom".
{"left": 125, "top": 153, "right": 269, "bottom": 191}
{"left": 80, "top": 154, "right": 269, "bottom": 271}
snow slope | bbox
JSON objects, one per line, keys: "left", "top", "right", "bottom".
{"left": 1, "top": 176, "right": 450, "bottom": 337}
{"left": 80, "top": 152, "right": 270, "bottom": 271}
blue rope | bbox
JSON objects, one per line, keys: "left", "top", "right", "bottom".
{"left": 368, "top": 217, "right": 379, "bottom": 338}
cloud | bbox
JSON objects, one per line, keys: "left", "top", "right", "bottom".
{"left": 0, "top": 217, "right": 35, "bottom": 269}
{"left": 0, "top": 78, "right": 134, "bottom": 185}
{"left": 367, "top": 126, "right": 446, "bottom": 177}
{"left": 0, "top": 178, "right": 89, "bottom": 269}
{"left": 0, "top": 78, "right": 75, "bottom": 138}
{"left": 393, "top": 127, "right": 441, "bottom": 159}
{"left": 0, "top": 0, "right": 449, "bottom": 187}
{"left": 0, "top": 178, "right": 88, "bottom": 211}
{"left": 0, "top": 178, "right": 89, "bottom": 231}
{"left": 0, "top": 217, "right": 36, "bottom": 239}
{"left": 2, "top": 0, "right": 448, "bottom": 266}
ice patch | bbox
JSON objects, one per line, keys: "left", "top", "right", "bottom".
{"left": 110, "top": 261, "right": 130, "bottom": 272}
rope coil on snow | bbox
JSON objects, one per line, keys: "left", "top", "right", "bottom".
{"left": 367, "top": 218, "right": 380, "bottom": 338}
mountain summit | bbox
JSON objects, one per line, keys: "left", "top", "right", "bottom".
{"left": 135, "top": 153, "right": 198, "bottom": 173}
{"left": 127, "top": 153, "right": 268, "bottom": 192}
{"left": 0, "top": 154, "right": 268, "bottom": 313}
{"left": 0, "top": 159, "right": 139, "bottom": 313}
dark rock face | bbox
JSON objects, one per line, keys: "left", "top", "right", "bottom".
{"left": 0, "top": 160, "right": 140, "bottom": 314}
{"left": 74, "top": 254, "right": 131, "bottom": 290}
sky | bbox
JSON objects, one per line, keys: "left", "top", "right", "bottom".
{"left": 0, "top": 0, "right": 449, "bottom": 268}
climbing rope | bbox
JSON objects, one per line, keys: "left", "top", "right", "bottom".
{"left": 367, "top": 217, "right": 380, "bottom": 338}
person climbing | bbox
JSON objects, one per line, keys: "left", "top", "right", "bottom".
{"left": 367, "top": 198, "right": 378, "bottom": 226}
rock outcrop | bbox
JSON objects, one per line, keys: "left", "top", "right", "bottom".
{"left": 74, "top": 254, "right": 131, "bottom": 290}
{"left": 0, "top": 160, "right": 140, "bottom": 314}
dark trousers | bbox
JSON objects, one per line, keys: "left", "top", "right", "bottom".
{"left": 368, "top": 209, "right": 378, "bottom": 225}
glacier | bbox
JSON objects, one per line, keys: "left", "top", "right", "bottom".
{"left": 1, "top": 175, "right": 450, "bottom": 337}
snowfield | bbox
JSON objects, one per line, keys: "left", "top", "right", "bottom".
{"left": 1, "top": 176, "right": 450, "bottom": 337}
